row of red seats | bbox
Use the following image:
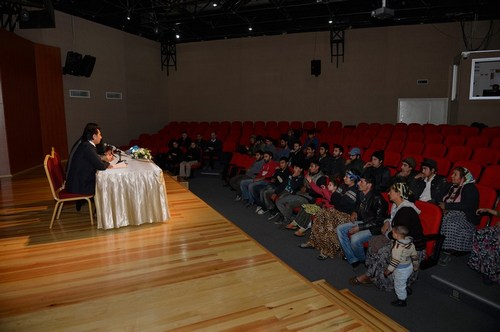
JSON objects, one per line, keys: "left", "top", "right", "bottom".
{"left": 129, "top": 121, "right": 499, "bottom": 155}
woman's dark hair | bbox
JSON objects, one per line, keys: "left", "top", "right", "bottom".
{"left": 453, "top": 166, "right": 466, "bottom": 179}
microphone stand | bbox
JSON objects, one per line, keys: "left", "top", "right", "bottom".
{"left": 116, "top": 150, "right": 124, "bottom": 164}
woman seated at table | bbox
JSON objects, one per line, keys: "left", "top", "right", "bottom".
{"left": 438, "top": 166, "right": 479, "bottom": 266}
{"left": 295, "top": 170, "right": 360, "bottom": 260}
{"left": 468, "top": 208, "right": 499, "bottom": 285}
{"left": 350, "top": 182, "right": 424, "bottom": 289}
{"left": 178, "top": 141, "right": 202, "bottom": 180}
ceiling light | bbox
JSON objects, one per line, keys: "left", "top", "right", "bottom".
{"left": 328, "top": 20, "right": 333, "bottom": 24}
{"left": 175, "top": 34, "right": 180, "bottom": 39}
{"left": 213, "top": 2, "right": 218, "bottom": 7}
{"left": 248, "top": 26, "right": 253, "bottom": 31}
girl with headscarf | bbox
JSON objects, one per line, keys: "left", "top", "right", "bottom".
{"left": 350, "top": 182, "right": 424, "bottom": 291}
{"left": 438, "top": 166, "right": 479, "bottom": 265}
{"left": 296, "top": 170, "right": 361, "bottom": 259}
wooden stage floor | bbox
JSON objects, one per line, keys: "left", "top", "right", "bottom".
{"left": 0, "top": 167, "right": 406, "bottom": 331}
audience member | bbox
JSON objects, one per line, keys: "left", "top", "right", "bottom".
{"left": 240, "top": 151, "right": 278, "bottom": 206}
{"left": 238, "top": 134, "right": 259, "bottom": 155}
{"left": 230, "top": 151, "right": 264, "bottom": 200}
{"left": 318, "top": 143, "right": 335, "bottom": 176}
{"left": 204, "top": 131, "right": 222, "bottom": 170}
{"left": 302, "top": 129, "right": 319, "bottom": 153}
{"left": 266, "top": 164, "right": 305, "bottom": 220}
{"left": 274, "top": 138, "right": 290, "bottom": 161}
{"left": 350, "top": 183, "right": 424, "bottom": 290}
{"left": 285, "top": 129, "right": 299, "bottom": 149}
{"left": 383, "top": 225, "right": 420, "bottom": 307}
{"left": 331, "top": 144, "right": 346, "bottom": 180}
{"left": 388, "top": 157, "right": 418, "bottom": 189}
{"left": 297, "top": 170, "right": 360, "bottom": 259}
{"left": 468, "top": 208, "right": 499, "bottom": 285}
{"left": 177, "top": 131, "right": 192, "bottom": 150}
{"left": 345, "top": 147, "right": 365, "bottom": 174}
{"left": 362, "top": 150, "right": 390, "bottom": 193}
{"left": 336, "top": 175, "right": 388, "bottom": 267}
{"left": 164, "top": 141, "right": 182, "bottom": 174}
{"left": 411, "top": 159, "right": 449, "bottom": 204}
{"left": 303, "top": 143, "right": 317, "bottom": 170}
{"left": 256, "top": 157, "right": 290, "bottom": 214}
{"left": 262, "top": 137, "right": 277, "bottom": 157}
{"left": 178, "top": 141, "right": 202, "bottom": 180}
{"left": 288, "top": 140, "right": 304, "bottom": 168}
{"left": 271, "top": 160, "right": 326, "bottom": 225}
{"left": 194, "top": 133, "right": 206, "bottom": 150}
{"left": 438, "top": 167, "right": 479, "bottom": 265}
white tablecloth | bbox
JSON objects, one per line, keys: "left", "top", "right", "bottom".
{"left": 94, "top": 155, "right": 169, "bottom": 229}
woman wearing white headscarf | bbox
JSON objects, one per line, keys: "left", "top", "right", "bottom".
{"left": 438, "top": 166, "right": 479, "bottom": 265}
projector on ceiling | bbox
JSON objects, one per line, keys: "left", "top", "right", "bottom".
{"left": 371, "top": 6, "right": 394, "bottom": 19}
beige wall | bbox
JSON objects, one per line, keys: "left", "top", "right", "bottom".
{"left": 16, "top": 12, "right": 169, "bottom": 149}
{"left": 168, "top": 21, "right": 499, "bottom": 126}
{"left": 15, "top": 13, "right": 500, "bottom": 149}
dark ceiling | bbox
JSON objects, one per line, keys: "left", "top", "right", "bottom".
{"left": 7, "top": 0, "right": 500, "bottom": 44}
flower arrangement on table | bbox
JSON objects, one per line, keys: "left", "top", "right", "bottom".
{"left": 128, "top": 145, "right": 153, "bottom": 161}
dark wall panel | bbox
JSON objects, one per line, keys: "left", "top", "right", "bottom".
{"left": 0, "top": 29, "right": 67, "bottom": 174}
{"left": 0, "top": 28, "right": 41, "bottom": 173}
{"left": 34, "top": 44, "right": 68, "bottom": 159}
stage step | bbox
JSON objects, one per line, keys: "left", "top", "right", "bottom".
{"left": 313, "top": 279, "right": 407, "bottom": 332}
{"left": 429, "top": 274, "right": 500, "bottom": 317}
{"left": 168, "top": 173, "right": 189, "bottom": 189}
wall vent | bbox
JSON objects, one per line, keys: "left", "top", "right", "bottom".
{"left": 69, "top": 89, "right": 90, "bottom": 98}
{"left": 417, "top": 79, "right": 429, "bottom": 85}
{"left": 106, "top": 92, "right": 123, "bottom": 100}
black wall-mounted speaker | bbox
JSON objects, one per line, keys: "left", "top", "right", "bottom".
{"left": 79, "top": 55, "right": 96, "bottom": 77}
{"left": 311, "top": 60, "right": 321, "bottom": 77}
{"left": 63, "top": 51, "right": 83, "bottom": 76}
{"left": 63, "top": 52, "right": 96, "bottom": 77}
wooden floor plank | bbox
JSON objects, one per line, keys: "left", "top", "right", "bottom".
{"left": 0, "top": 167, "right": 404, "bottom": 331}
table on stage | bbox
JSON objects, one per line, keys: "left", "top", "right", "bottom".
{"left": 94, "top": 155, "right": 170, "bottom": 230}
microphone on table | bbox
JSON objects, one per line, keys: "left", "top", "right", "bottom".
{"left": 105, "top": 143, "right": 125, "bottom": 164}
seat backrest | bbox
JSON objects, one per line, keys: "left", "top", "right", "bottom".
{"left": 445, "top": 145, "right": 472, "bottom": 163}
{"left": 355, "top": 136, "right": 371, "bottom": 149}
{"left": 459, "top": 126, "right": 480, "bottom": 138}
{"left": 415, "top": 200, "right": 443, "bottom": 258}
{"left": 406, "top": 132, "right": 424, "bottom": 142}
{"left": 384, "top": 151, "right": 402, "bottom": 168}
{"left": 402, "top": 141, "right": 424, "bottom": 155}
{"left": 423, "top": 143, "right": 446, "bottom": 159}
{"left": 478, "top": 165, "right": 500, "bottom": 191}
{"left": 424, "top": 133, "right": 443, "bottom": 144}
{"left": 369, "top": 137, "right": 387, "bottom": 150}
{"left": 471, "top": 147, "right": 499, "bottom": 167}
{"left": 385, "top": 140, "right": 404, "bottom": 153}
{"left": 475, "top": 184, "right": 497, "bottom": 229}
{"left": 443, "top": 134, "right": 465, "bottom": 148}
{"left": 433, "top": 157, "right": 451, "bottom": 177}
{"left": 465, "top": 136, "right": 489, "bottom": 150}
{"left": 44, "top": 153, "right": 65, "bottom": 200}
